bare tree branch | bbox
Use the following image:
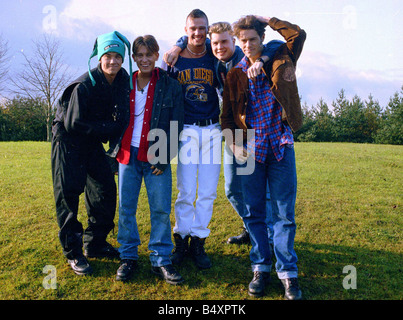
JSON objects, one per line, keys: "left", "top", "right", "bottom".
{"left": 0, "top": 35, "right": 10, "bottom": 95}
{"left": 9, "top": 34, "right": 74, "bottom": 141}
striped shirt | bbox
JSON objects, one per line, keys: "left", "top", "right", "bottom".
{"left": 237, "top": 57, "right": 293, "bottom": 163}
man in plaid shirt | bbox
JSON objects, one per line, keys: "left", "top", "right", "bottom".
{"left": 237, "top": 56, "right": 294, "bottom": 163}
{"left": 221, "top": 16, "right": 306, "bottom": 300}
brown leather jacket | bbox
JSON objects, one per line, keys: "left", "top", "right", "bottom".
{"left": 221, "top": 17, "right": 307, "bottom": 139}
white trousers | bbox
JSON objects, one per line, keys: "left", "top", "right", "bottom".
{"left": 174, "top": 123, "right": 222, "bottom": 239}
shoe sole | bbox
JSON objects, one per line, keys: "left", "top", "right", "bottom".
{"left": 151, "top": 269, "right": 184, "bottom": 285}
{"left": 70, "top": 267, "right": 93, "bottom": 276}
{"left": 116, "top": 275, "right": 132, "bottom": 282}
{"left": 248, "top": 291, "right": 265, "bottom": 298}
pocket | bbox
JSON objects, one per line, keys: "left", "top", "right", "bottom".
{"left": 271, "top": 59, "right": 286, "bottom": 78}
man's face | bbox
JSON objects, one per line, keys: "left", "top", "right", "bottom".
{"left": 238, "top": 29, "right": 264, "bottom": 61}
{"left": 185, "top": 17, "right": 208, "bottom": 47}
{"left": 210, "top": 31, "right": 236, "bottom": 62}
{"left": 133, "top": 45, "right": 159, "bottom": 74}
{"left": 100, "top": 52, "right": 123, "bottom": 78}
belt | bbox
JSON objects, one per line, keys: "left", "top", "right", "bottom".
{"left": 185, "top": 117, "right": 219, "bottom": 127}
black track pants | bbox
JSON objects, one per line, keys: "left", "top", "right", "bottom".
{"left": 51, "top": 138, "right": 116, "bottom": 259}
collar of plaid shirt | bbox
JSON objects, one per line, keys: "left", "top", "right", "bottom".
{"left": 237, "top": 57, "right": 293, "bottom": 162}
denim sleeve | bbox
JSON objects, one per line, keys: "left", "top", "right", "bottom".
{"left": 175, "top": 36, "right": 188, "bottom": 49}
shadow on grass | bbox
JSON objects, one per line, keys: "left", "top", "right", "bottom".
{"left": 48, "top": 240, "right": 401, "bottom": 300}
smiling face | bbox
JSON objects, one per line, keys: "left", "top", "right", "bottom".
{"left": 238, "top": 29, "right": 265, "bottom": 62}
{"left": 210, "top": 31, "right": 236, "bottom": 62}
{"left": 133, "top": 45, "right": 159, "bottom": 75}
{"left": 185, "top": 17, "right": 208, "bottom": 48}
{"left": 100, "top": 52, "right": 123, "bottom": 82}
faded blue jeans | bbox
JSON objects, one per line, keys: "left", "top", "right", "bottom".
{"left": 117, "top": 147, "right": 173, "bottom": 267}
{"left": 223, "top": 143, "right": 273, "bottom": 243}
{"left": 240, "top": 144, "right": 298, "bottom": 279}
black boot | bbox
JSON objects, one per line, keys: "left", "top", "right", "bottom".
{"left": 227, "top": 227, "right": 251, "bottom": 245}
{"left": 67, "top": 255, "right": 93, "bottom": 276}
{"left": 84, "top": 241, "right": 120, "bottom": 259}
{"left": 248, "top": 271, "right": 271, "bottom": 297}
{"left": 189, "top": 236, "right": 212, "bottom": 269}
{"left": 171, "top": 233, "right": 189, "bottom": 265}
{"left": 281, "top": 278, "right": 302, "bottom": 300}
{"left": 152, "top": 264, "right": 184, "bottom": 285}
{"left": 116, "top": 259, "right": 137, "bottom": 282}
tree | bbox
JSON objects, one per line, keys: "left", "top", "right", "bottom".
{"left": 0, "top": 35, "right": 9, "bottom": 95}
{"left": 332, "top": 90, "right": 372, "bottom": 143}
{"left": 9, "top": 34, "right": 74, "bottom": 141}
{"left": 363, "top": 94, "right": 382, "bottom": 142}
{"left": 311, "top": 98, "right": 335, "bottom": 142}
{"left": 0, "top": 96, "right": 47, "bottom": 141}
{"left": 374, "top": 87, "right": 403, "bottom": 145}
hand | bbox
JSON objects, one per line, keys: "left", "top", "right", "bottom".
{"left": 247, "top": 60, "right": 264, "bottom": 80}
{"left": 231, "top": 144, "right": 249, "bottom": 162}
{"left": 255, "top": 16, "right": 271, "bottom": 24}
{"left": 163, "top": 46, "right": 182, "bottom": 67}
{"left": 151, "top": 166, "right": 163, "bottom": 176}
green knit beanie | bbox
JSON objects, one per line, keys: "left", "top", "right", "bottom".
{"left": 88, "top": 31, "right": 133, "bottom": 89}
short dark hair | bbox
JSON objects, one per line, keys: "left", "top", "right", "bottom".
{"left": 186, "top": 9, "right": 209, "bottom": 26}
{"left": 232, "top": 15, "right": 268, "bottom": 38}
{"left": 132, "top": 35, "right": 159, "bottom": 55}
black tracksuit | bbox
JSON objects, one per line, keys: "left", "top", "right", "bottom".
{"left": 51, "top": 65, "right": 130, "bottom": 259}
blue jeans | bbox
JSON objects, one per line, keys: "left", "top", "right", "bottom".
{"left": 117, "top": 147, "right": 173, "bottom": 267}
{"left": 240, "top": 144, "right": 298, "bottom": 279}
{"left": 223, "top": 143, "right": 273, "bottom": 243}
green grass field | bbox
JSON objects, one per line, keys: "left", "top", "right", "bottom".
{"left": 0, "top": 141, "right": 401, "bottom": 300}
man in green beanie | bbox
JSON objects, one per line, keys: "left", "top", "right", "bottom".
{"left": 51, "top": 31, "right": 132, "bottom": 275}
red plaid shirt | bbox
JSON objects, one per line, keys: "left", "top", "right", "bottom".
{"left": 237, "top": 57, "right": 293, "bottom": 163}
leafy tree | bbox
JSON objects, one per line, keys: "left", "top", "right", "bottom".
{"left": 0, "top": 96, "right": 47, "bottom": 141}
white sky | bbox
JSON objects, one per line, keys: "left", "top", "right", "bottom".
{"left": 1, "top": 0, "right": 402, "bottom": 108}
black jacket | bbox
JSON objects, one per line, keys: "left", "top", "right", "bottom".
{"left": 52, "top": 64, "right": 130, "bottom": 153}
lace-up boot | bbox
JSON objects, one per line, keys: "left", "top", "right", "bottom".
{"left": 248, "top": 271, "right": 271, "bottom": 297}
{"left": 171, "top": 233, "right": 189, "bottom": 265}
{"left": 189, "top": 236, "right": 212, "bottom": 269}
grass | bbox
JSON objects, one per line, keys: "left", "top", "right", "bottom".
{"left": 0, "top": 141, "right": 401, "bottom": 300}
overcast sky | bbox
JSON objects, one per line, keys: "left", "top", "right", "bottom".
{"left": 1, "top": 0, "right": 402, "bottom": 108}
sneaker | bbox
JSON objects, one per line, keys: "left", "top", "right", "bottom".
{"left": 189, "top": 236, "right": 212, "bottom": 269}
{"left": 248, "top": 271, "right": 271, "bottom": 297}
{"left": 116, "top": 259, "right": 137, "bottom": 282}
{"left": 67, "top": 255, "right": 93, "bottom": 276}
{"left": 171, "top": 233, "right": 189, "bottom": 265}
{"left": 280, "top": 278, "right": 302, "bottom": 300}
{"left": 227, "top": 228, "right": 251, "bottom": 245}
{"left": 151, "top": 264, "right": 184, "bottom": 285}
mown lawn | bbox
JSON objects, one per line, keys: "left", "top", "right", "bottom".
{"left": 0, "top": 141, "right": 401, "bottom": 301}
